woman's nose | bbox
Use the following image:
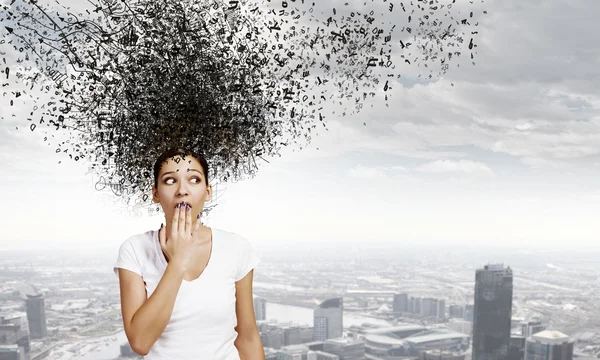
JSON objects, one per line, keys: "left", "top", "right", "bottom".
{"left": 176, "top": 182, "right": 189, "bottom": 196}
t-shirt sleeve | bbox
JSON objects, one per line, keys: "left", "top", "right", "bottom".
{"left": 113, "top": 240, "right": 143, "bottom": 279}
{"left": 235, "top": 236, "right": 261, "bottom": 282}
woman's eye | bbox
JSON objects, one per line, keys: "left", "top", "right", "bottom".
{"left": 164, "top": 177, "right": 200, "bottom": 184}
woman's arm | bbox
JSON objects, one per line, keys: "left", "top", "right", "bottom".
{"left": 234, "top": 269, "right": 266, "bottom": 360}
{"left": 118, "top": 261, "right": 185, "bottom": 356}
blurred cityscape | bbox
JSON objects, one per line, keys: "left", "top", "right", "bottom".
{"left": 1, "top": 245, "right": 599, "bottom": 360}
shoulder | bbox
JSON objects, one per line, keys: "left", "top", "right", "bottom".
{"left": 212, "top": 227, "right": 256, "bottom": 251}
{"left": 116, "top": 229, "right": 156, "bottom": 259}
{"left": 114, "top": 229, "right": 156, "bottom": 277}
{"left": 213, "top": 227, "right": 245, "bottom": 242}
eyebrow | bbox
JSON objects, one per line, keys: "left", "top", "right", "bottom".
{"left": 161, "top": 169, "right": 203, "bottom": 178}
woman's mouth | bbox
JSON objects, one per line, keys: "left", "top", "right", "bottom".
{"left": 175, "top": 201, "right": 192, "bottom": 209}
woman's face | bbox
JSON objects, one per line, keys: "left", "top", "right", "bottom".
{"left": 152, "top": 155, "right": 211, "bottom": 222}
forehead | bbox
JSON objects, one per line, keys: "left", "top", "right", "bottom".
{"left": 159, "top": 155, "right": 203, "bottom": 174}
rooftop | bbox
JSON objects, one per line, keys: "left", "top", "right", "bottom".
{"left": 532, "top": 330, "right": 571, "bottom": 344}
{"left": 325, "top": 337, "right": 364, "bottom": 345}
{"left": 363, "top": 334, "right": 406, "bottom": 346}
{"left": 405, "top": 331, "right": 470, "bottom": 345}
{"left": 364, "top": 324, "right": 426, "bottom": 335}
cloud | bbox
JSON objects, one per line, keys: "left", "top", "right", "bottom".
{"left": 271, "top": 0, "right": 600, "bottom": 173}
{"left": 449, "top": 0, "right": 600, "bottom": 95}
{"left": 347, "top": 164, "right": 407, "bottom": 179}
{"left": 416, "top": 159, "right": 494, "bottom": 177}
{"left": 3, "top": 0, "right": 600, "bottom": 177}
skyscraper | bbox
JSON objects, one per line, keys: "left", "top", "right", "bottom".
{"left": 393, "top": 293, "right": 408, "bottom": 314}
{"left": 413, "top": 297, "right": 422, "bottom": 314}
{"left": 522, "top": 320, "right": 545, "bottom": 339}
{"left": 525, "top": 330, "right": 573, "bottom": 360}
{"left": 0, "top": 314, "right": 30, "bottom": 360}
{"left": 253, "top": 296, "right": 267, "bottom": 321}
{"left": 464, "top": 305, "right": 474, "bottom": 322}
{"left": 0, "top": 344, "right": 26, "bottom": 360}
{"left": 438, "top": 299, "right": 446, "bottom": 320}
{"left": 472, "top": 264, "right": 513, "bottom": 360}
{"left": 25, "top": 294, "right": 47, "bottom": 339}
{"left": 421, "top": 298, "right": 437, "bottom": 317}
{"left": 313, "top": 298, "right": 343, "bottom": 341}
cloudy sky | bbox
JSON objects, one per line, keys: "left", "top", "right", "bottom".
{"left": 1, "top": 0, "right": 599, "bottom": 252}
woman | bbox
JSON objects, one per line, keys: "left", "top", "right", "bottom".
{"left": 113, "top": 147, "right": 265, "bottom": 359}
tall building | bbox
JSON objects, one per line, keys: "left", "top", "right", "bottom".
{"left": 0, "top": 314, "right": 30, "bottom": 360}
{"left": 25, "top": 294, "right": 47, "bottom": 339}
{"left": 261, "top": 328, "right": 285, "bottom": 350}
{"left": 521, "top": 321, "right": 545, "bottom": 339}
{"left": 525, "top": 331, "right": 573, "bottom": 360}
{"left": 393, "top": 293, "right": 408, "bottom": 313}
{"left": 282, "top": 325, "right": 314, "bottom": 346}
{"left": 421, "top": 298, "right": 437, "bottom": 318}
{"left": 472, "top": 264, "right": 513, "bottom": 360}
{"left": 438, "top": 300, "right": 446, "bottom": 320}
{"left": 313, "top": 298, "right": 343, "bottom": 341}
{"left": 464, "top": 305, "right": 474, "bottom": 322}
{"left": 254, "top": 296, "right": 267, "bottom": 321}
{"left": 449, "top": 305, "right": 465, "bottom": 319}
{"left": 0, "top": 344, "right": 26, "bottom": 360}
{"left": 413, "top": 297, "right": 422, "bottom": 314}
{"left": 508, "top": 335, "right": 526, "bottom": 360}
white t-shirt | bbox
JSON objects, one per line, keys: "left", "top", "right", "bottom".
{"left": 113, "top": 227, "right": 261, "bottom": 360}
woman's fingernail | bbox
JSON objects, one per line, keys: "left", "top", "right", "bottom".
{"left": 197, "top": 214, "right": 200, "bottom": 219}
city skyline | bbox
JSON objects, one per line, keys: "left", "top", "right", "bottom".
{"left": 1, "top": 242, "right": 593, "bottom": 360}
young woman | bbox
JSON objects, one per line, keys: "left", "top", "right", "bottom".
{"left": 113, "top": 147, "right": 265, "bottom": 359}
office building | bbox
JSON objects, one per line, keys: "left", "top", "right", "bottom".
{"left": 421, "top": 298, "right": 437, "bottom": 318}
{"left": 313, "top": 298, "right": 343, "bottom": 341}
{"left": 323, "top": 338, "right": 365, "bottom": 360}
{"left": 393, "top": 293, "right": 408, "bottom": 314}
{"left": 25, "top": 295, "right": 47, "bottom": 339}
{"left": 449, "top": 305, "right": 464, "bottom": 319}
{"left": 0, "top": 315, "right": 30, "bottom": 360}
{"left": 449, "top": 319, "right": 472, "bottom": 335}
{"left": 254, "top": 296, "right": 267, "bottom": 321}
{"left": 522, "top": 321, "right": 545, "bottom": 338}
{"left": 0, "top": 345, "right": 26, "bottom": 360}
{"left": 464, "top": 305, "right": 474, "bottom": 322}
{"left": 438, "top": 300, "right": 446, "bottom": 320}
{"left": 472, "top": 264, "right": 513, "bottom": 360}
{"left": 525, "top": 331, "right": 573, "bottom": 360}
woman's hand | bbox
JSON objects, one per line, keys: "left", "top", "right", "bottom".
{"left": 158, "top": 202, "right": 203, "bottom": 271}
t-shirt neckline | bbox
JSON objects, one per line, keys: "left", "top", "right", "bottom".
{"left": 153, "top": 227, "right": 215, "bottom": 284}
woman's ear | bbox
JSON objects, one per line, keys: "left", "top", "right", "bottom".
{"left": 205, "top": 184, "right": 212, "bottom": 202}
{"left": 152, "top": 186, "right": 159, "bottom": 203}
